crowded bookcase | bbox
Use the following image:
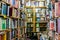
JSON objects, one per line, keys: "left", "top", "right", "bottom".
{"left": 0, "top": 0, "right": 26, "bottom": 40}
{"left": 24, "top": 0, "right": 48, "bottom": 39}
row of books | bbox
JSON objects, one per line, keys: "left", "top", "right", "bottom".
{"left": 19, "top": 19, "right": 26, "bottom": 27}
{"left": 26, "top": 27, "right": 47, "bottom": 32}
{"left": 0, "top": 0, "right": 21, "bottom": 8}
{"left": 0, "top": 2, "right": 20, "bottom": 18}
{"left": 27, "top": 23, "right": 47, "bottom": 27}
{"left": 0, "top": 17, "right": 19, "bottom": 30}
{"left": 25, "top": 1, "right": 46, "bottom": 7}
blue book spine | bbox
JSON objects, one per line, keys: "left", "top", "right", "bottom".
{"left": 2, "top": 3, "right": 7, "bottom": 15}
{"left": 12, "top": 0, "right": 15, "bottom": 6}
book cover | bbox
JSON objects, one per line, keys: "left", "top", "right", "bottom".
{"left": 2, "top": 19, "right": 6, "bottom": 30}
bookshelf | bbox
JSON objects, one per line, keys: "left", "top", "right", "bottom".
{"left": 24, "top": 0, "right": 48, "bottom": 39}
{"left": 0, "top": 0, "right": 26, "bottom": 40}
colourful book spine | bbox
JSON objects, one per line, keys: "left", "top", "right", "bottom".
{"left": 2, "top": 3, "right": 7, "bottom": 15}
{"left": 2, "top": 19, "right": 6, "bottom": 30}
{"left": 9, "top": 7, "right": 12, "bottom": 17}
{"left": 0, "top": 35, "right": 2, "bottom": 40}
{"left": 0, "top": 2, "right": 2, "bottom": 14}
{"left": 15, "top": 0, "right": 18, "bottom": 8}
{"left": 0, "top": 18, "right": 2, "bottom": 30}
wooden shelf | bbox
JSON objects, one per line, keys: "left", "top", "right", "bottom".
{"left": 24, "top": 6, "right": 47, "bottom": 8}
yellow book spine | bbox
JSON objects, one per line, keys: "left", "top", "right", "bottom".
{"left": 3, "top": 33, "right": 6, "bottom": 40}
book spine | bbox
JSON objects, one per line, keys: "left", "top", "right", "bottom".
{"left": 0, "top": 18, "right": 2, "bottom": 30}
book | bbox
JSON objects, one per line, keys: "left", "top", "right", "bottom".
{"left": 36, "top": 23, "right": 39, "bottom": 27}
{"left": 0, "top": 18, "right": 2, "bottom": 30}
{"left": 40, "top": 17, "right": 45, "bottom": 21}
{"left": 28, "top": 18, "right": 32, "bottom": 22}
{"left": 55, "top": 2, "right": 60, "bottom": 17}
{"left": 7, "top": 6, "right": 10, "bottom": 16}
{"left": 39, "top": 2, "right": 45, "bottom": 7}
{"left": 57, "top": 18, "right": 60, "bottom": 33}
{"left": 11, "top": 19, "right": 15, "bottom": 29}
{"left": 2, "top": 3, "right": 7, "bottom": 15}
{"left": 36, "top": 17, "right": 40, "bottom": 22}
{"left": 49, "top": 11, "right": 53, "bottom": 19}
{"left": 50, "top": 20, "right": 54, "bottom": 30}
{"left": 9, "top": 7, "right": 12, "bottom": 17}
{"left": 15, "top": 0, "right": 18, "bottom": 8}
{"left": 31, "top": 1, "right": 35, "bottom": 7}
{"left": 6, "top": 32, "right": 10, "bottom": 40}
{"left": 27, "top": 13, "right": 33, "bottom": 17}
{"left": 18, "top": 1, "right": 21, "bottom": 8}
{"left": 36, "top": 28, "right": 40, "bottom": 32}
{"left": 34, "top": 1, "right": 39, "bottom": 7}
{"left": 0, "top": 2, "right": 2, "bottom": 14}
{"left": 48, "top": 3, "right": 52, "bottom": 11}
{"left": 27, "top": 9, "right": 32, "bottom": 13}
{"left": 9, "top": 18, "right": 12, "bottom": 28}
{"left": 26, "top": 0, "right": 31, "bottom": 6}
{"left": 40, "top": 27, "right": 47, "bottom": 31}
{"left": 36, "top": 13, "right": 40, "bottom": 17}
{"left": 6, "top": 18, "right": 9, "bottom": 29}
{"left": 2, "top": 18, "right": 6, "bottom": 30}
{"left": 27, "top": 23, "right": 33, "bottom": 27}
{"left": 26, "top": 27, "right": 33, "bottom": 32}
{"left": 36, "top": 8, "right": 41, "bottom": 12}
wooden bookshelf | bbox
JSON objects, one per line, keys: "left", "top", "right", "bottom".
{"left": 0, "top": 0, "right": 26, "bottom": 40}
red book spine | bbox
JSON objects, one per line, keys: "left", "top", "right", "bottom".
{"left": 0, "top": 35, "right": 2, "bottom": 40}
